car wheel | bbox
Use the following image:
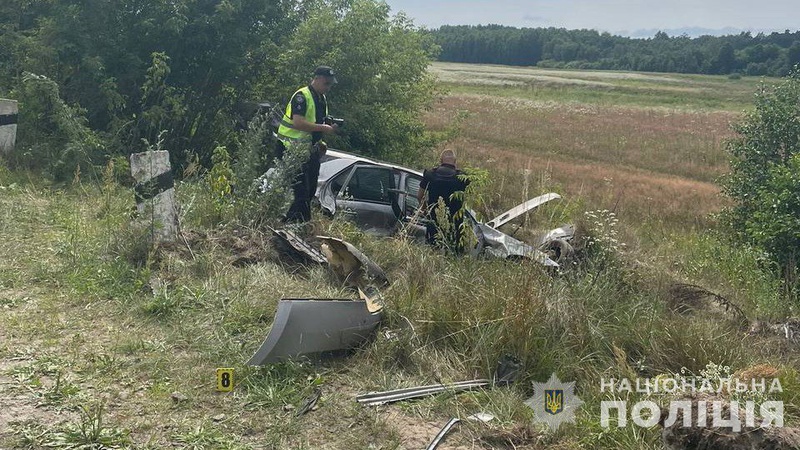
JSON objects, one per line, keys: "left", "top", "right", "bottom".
{"left": 543, "top": 238, "right": 574, "bottom": 264}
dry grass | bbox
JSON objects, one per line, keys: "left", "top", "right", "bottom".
{"left": 425, "top": 92, "right": 736, "bottom": 230}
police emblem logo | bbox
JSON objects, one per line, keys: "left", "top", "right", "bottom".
{"left": 525, "top": 373, "right": 583, "bottom": 431}
{"left": 545, "top": 389, "right": 564, "bottom": 415}
{"left": 296, "top": 94, "right": 305, "bottom": 103}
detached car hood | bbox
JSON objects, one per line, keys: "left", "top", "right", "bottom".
{"left": 486, "top": 193, "right": 562, "bottom": 229}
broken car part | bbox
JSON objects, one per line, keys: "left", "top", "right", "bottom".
{"left": 356, "top": 379, "right": 490, "bottom": 406}
{"left": 318, "top": 235, "right": 389, "bottom": 288}
{"left": 477, "top": 223, "right": 559, "bottom": 267}
{"left": 486, "top": 193, "right": 561, "bottom": 229}
{"left": 270, "top": 227, "right": 327, "bottom": 264}
{"left": 247, "top": 298, "right": 383, "bottom": 366}
{"left": 425, "top": 413, "right": 496, "bottom": 450}
{"left": 426, "top": 417, "right": 461, "bottom": 450}
{"left": 295, "top": 387, "right": 322, "bottom": 417}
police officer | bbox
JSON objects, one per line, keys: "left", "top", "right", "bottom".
{"left": 276, "top": 66, "right": 340, "bottom": 223}
{"left": 417, "top": 150, "right": 470, "bottom": 248}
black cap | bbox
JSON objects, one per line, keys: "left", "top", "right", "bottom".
{"left": 313, "top": 66, "right": 338, "bottom": 83}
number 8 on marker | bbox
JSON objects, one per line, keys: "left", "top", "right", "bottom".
{"left": 216, "top": 368, "right": 234, "bottom": 392}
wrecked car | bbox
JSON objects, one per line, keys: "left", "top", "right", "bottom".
{"left": 316, "top": 150, "right": 574, "bottom": 267}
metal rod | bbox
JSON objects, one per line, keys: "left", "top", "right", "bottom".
{"left": 356, "top": 379, "right": 489, "bottom": 406}
{"left": 425, "top": 418, "right": 461, "bottom": 450}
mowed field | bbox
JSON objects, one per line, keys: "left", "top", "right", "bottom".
{"left": 425, "top": 62, "right": 768, "bottom": 231}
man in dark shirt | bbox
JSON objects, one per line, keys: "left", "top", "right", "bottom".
{"left": 417, "top": 150, "right": 470, "bottom": 249}
{"left": 275, "top": 66, "right": 339, "bottom": 223}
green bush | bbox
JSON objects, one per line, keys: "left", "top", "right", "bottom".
{"left": 720, "top": 68, "right": 800, "bottom": 306}
{"left": 10, "top": 72, "right": 105, "bottom": 182}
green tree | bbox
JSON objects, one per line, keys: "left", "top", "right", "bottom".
{"left": 720, "top": 69, "right": 800, "bottom": 306}
{"left": 1, "top": 0, "right": 295, "bottom": 169}
{"left": 269, "top": 0, "right": 440, "bottom": 163}
{"left": 787, "top": 42, "right": 800, "bottom": 68}
{"left": 711, "top": 43, "right": 737, "bottom": 74}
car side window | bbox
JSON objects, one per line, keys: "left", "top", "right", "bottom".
{"left": 405, "top": 175, "right": 422, "bottom": 211}
{"left": 329, "top": 168, "right": 351, "bottom": 196}
{"left": 345, "top": 166, "right": 395, "bottom": 203}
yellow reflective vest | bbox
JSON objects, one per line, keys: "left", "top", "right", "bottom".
{"left": 277, "top": 86, "right": 327, "bottom": 145}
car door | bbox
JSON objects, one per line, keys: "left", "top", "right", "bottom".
{"left": 336, "top": 164, "right": 399, "bottom": 233}
{"left": 395, "top": 171, "right": 427, "bottom": 239}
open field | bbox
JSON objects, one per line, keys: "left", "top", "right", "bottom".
{"left": 1, "top": 63, "right": 798, "bottom": 449}
{"left": 430, "top": 62, "right": 767, "bottom": 111}
{"left": 425, "top": 62, "right": 775, "bottom": 232}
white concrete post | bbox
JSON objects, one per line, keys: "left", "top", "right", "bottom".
{"left": 130, "top": 150, "right": 179, "bottom": 243}
{"left": 0, "top": 99, "right": 18, "bottom": 156}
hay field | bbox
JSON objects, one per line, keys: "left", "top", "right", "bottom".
{"left": 425, "top": 61, "right": 769, "bottom": 232}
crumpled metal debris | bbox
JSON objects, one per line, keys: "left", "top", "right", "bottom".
{"left": 250, "top": 233, "right": 389, "bottom": 366}
{"left": 356, "top": 379, "right": 490, "bottom": 406}
{"left": 318, "top": 235, "right": 389, "bottom": 289}
{"left": 295, "top": 387, "right": 322, "bottom": 417}
{"left": 270, "top": 227, "right": 327, "bottom": 264}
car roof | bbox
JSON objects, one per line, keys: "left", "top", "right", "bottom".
{"left": 321, "top": 149, "right": 423, "bottom": 180}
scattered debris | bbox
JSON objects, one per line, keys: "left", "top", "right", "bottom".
{"left": 318, "top": 236, "right": 389, "bottom": 288}
{"left": 425, "top": 413, "right": 495, "bottom": 450}
{"left": 470, "top": 412, "right": 496, "bottom": 423}
{"left": 295, "top": 388, "right": 322, "bottom": 417}
{"left": 247, "top": 298, "right": 383, "bottom": 366}
{"left": 170, "top": 392, "right": 187, "bottom": 403}
{"left": 425, "top": 417, "right": 460, "bottom": 450}
{"left": 211, "top": 413, "right": 226, "bottom": 422}
{"left": 356, "top": 379, "right": 490, "bottom": 406}
{"left": 477, "top": 222, "right": 560, "bottom": 267}
{"left": 494, "top": 354, "right": 522, "bottom": 386}
{"left": 270, "top": 227, "right": 327, "bottom": 265}
{"left": 382, "top": 329, "right": 400, "bottom": 341}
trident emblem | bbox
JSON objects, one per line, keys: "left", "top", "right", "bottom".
{"left": 545, "top": 389, "right": 564, "bottom": 415}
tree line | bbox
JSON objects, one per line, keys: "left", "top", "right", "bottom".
{"left": 431, "top": 25, "right": 800, "bottom": 77}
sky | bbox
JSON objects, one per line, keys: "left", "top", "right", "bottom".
{"left": 383, "top": 0, "right": 800, "bottom": 37}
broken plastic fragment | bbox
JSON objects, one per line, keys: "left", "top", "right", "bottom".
{"left": 247, "top": 298, "right": 383, "bottom": 366}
